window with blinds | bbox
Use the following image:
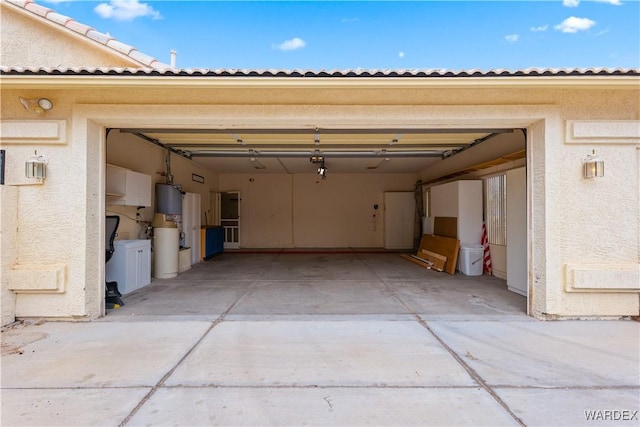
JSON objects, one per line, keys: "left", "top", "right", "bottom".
{"left": 485, "top": 174, "right": 507, "bottom": 246}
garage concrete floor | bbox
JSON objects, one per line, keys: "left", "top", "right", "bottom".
{"left": 106, "top": 252, "right": 528, "bottom": 321}
{"left": 2, "top": 253, "right": 639, "bottom": 426}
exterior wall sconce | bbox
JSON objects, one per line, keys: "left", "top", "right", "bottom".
{"left": 25, "top": 151, "right": 48, "bottom": 180}
{"left": 582, "top": 150, "right": 604, "bottom": 179}
{"left": 19, "top": 97, "right": 53, "bottom": 114}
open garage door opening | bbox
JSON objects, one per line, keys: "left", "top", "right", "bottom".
{"left": 104, "top": 124, "right": 529, "bottom": 319}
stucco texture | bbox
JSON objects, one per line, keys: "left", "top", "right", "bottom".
{"left": 0, "top": 5, "right": 139, "bottom": 68}
{"left": 1, "top": 85, "right": 638, "bottom": 324}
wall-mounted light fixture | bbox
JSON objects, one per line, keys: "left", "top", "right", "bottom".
{"left": 19, "top": 97, "right": 54, "bottom": 114}
{"left": 25, "top": 151, "right": 48, "bottom": 180}
{"left": 582, "top": 150, "right": 604, "bottom": 179}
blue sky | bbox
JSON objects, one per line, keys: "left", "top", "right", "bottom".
{"left": 40, "top": 0, "right": 639, "bottom": 70}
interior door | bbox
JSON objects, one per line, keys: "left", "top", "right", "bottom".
{"left": 220, "top": 191, "right": 240, "bottom": 249}
{"left": 190, "top": 193, "right": 201, "bottom": 264}
{"left": 384, "top": 192, "right": 415, "bottom": 249}
{"left": 507, "top": 168, "right": 527, "bottom": 296}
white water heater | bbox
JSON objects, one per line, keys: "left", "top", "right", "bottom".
{"left": 153, "top": 227, "right": 179, "bottom": 279}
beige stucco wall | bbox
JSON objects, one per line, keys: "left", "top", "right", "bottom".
{"left": 1, "top": 84, "right": 638, "bottom": 324}
{"left": 219, "top": 173, "right": 416, "bottom": 248}
{"left": 0, "top": 4, "right": 140, "bottom": 68}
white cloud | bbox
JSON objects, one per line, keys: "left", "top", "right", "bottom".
{"left": 274, "top": 37, "right": 306, "bottom": 51}
{"left": 505, "top": 34, "right": 520, "bottom": 42}
{"left": 398, "top": 51, "right": 405, "bottom": 58}
{"left": 595, "top": 0, "right": 622, "bottom": 5}
{"left": 563, "top": 0, "right": 580, "bottom": 7}
{"left": 554, "top": 16, "right": 596, "bottom": 33}
{"left": 530, "top": 25, "right": 549, "bottom": 32}
{"left": 41, "top": 0, "right": 74, "bottom": 3}
{"left": 94, "top": 0, "right": 162, "bottom": 21}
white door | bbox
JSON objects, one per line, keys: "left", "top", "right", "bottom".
{"left": 384, "top": 192, "right": 415, "bottom": 249}
{"left": 190, "top": 193, "right": 201, "bottom": 264}
{"left": 220, "top": 191, "right": 240, "bottom": 249}
{"left": 182, "top": 192, "right": 201, "bottom": 264}
{"left": 507, "top": 168, "right": 527, "bottom": 296}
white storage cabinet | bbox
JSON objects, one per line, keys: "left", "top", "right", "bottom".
{"left": 182, "top": 192, "right": 201, "bottom": 264}
{"left": 106, "top": 164, "right": 152, "bottom": 207}
{"left": 106, "top": 239, "right": 151, "bottom": 295}
{"left": 430, "top": 180, "right": 483, "bottom": 246}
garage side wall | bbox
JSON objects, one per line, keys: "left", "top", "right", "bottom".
{"left": 106, "top": 130, "right": 219, "bottom": 241}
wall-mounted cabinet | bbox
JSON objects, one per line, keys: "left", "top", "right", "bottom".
{"left": 106, "top": 164, "right": 152, "bottom": 207}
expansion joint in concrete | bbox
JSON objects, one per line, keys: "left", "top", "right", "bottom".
{"left": 118, "top": 279, "right": 258, "bottom": 427}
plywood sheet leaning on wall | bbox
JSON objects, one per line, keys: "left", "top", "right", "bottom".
{"left": 400, "top": 234, "right": 459, "bottom": 274}
{"left": 433, "top": 217, "right": 458, "bottom": 239}
{"left": 419, "top": 234, "right": 460, "bottom": 275}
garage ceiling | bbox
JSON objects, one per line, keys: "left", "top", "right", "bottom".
{"left": 120, "top": 128, "right": 514, "bottom": 174}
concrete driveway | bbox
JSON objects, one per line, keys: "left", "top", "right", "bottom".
{"left": 2, "top": 253, "right": 638, "bottom": 426}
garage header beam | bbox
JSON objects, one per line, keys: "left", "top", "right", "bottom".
{"left": 120, "top": 128, "right": 513, "bottom": 135}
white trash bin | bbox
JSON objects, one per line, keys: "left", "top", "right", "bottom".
{"left": 459, "top": 244, "right": 484, "bottom": 276}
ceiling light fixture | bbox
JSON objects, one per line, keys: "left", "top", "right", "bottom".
{"left": 317, "top": 162, "right": 327, "bottom": 180}
{"left": 250, "top": 157, "right": 266, "bottom": 170}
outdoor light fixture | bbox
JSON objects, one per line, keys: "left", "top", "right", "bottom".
{"left": 25, "top": 151, "right": 48, "bottom": 180}
{"left": 582, "top": 150, "right": 604, "bottom": 179}
{"left": 317, "top": 163, "right": 327, "bottom": 179}
{"left": 19, "top": 97, "right": 53, "bottom": 114}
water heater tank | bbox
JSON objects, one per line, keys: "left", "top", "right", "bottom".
{"left": 156, "top": 183, "right": 182, "bottom": 215}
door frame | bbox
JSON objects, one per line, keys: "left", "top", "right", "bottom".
{"left": 220, "top": 191, "right": 241, "bottom": 249}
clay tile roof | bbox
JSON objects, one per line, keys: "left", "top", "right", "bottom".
{"left": 3, "top": 0, "right": 170, "bottom": 69}
{"left": 1, "top": 66, "right": 639, "bottom": 78}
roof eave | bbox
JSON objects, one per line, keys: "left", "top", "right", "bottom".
{"left": 0, "top": 74, "right": 638, "bottom": 90}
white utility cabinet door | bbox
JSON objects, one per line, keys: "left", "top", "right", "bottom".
{"left": 182, "top": 192, "right": 201, "bottom": 264}
{"left": 106, "top": 165, "right": 152, "bottom": 207}
{"left": 106, "top": 239, "right": 151, "bottom": 295}
{"left": 384, "top": 192, "right": 415, "bottom": 249}
{"left": 507, "top": 168, "right": 528, "bottom": 297}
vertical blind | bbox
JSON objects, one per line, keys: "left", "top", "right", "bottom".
{"left": 485, "top": 174, "right": 507, "bottom": 246}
